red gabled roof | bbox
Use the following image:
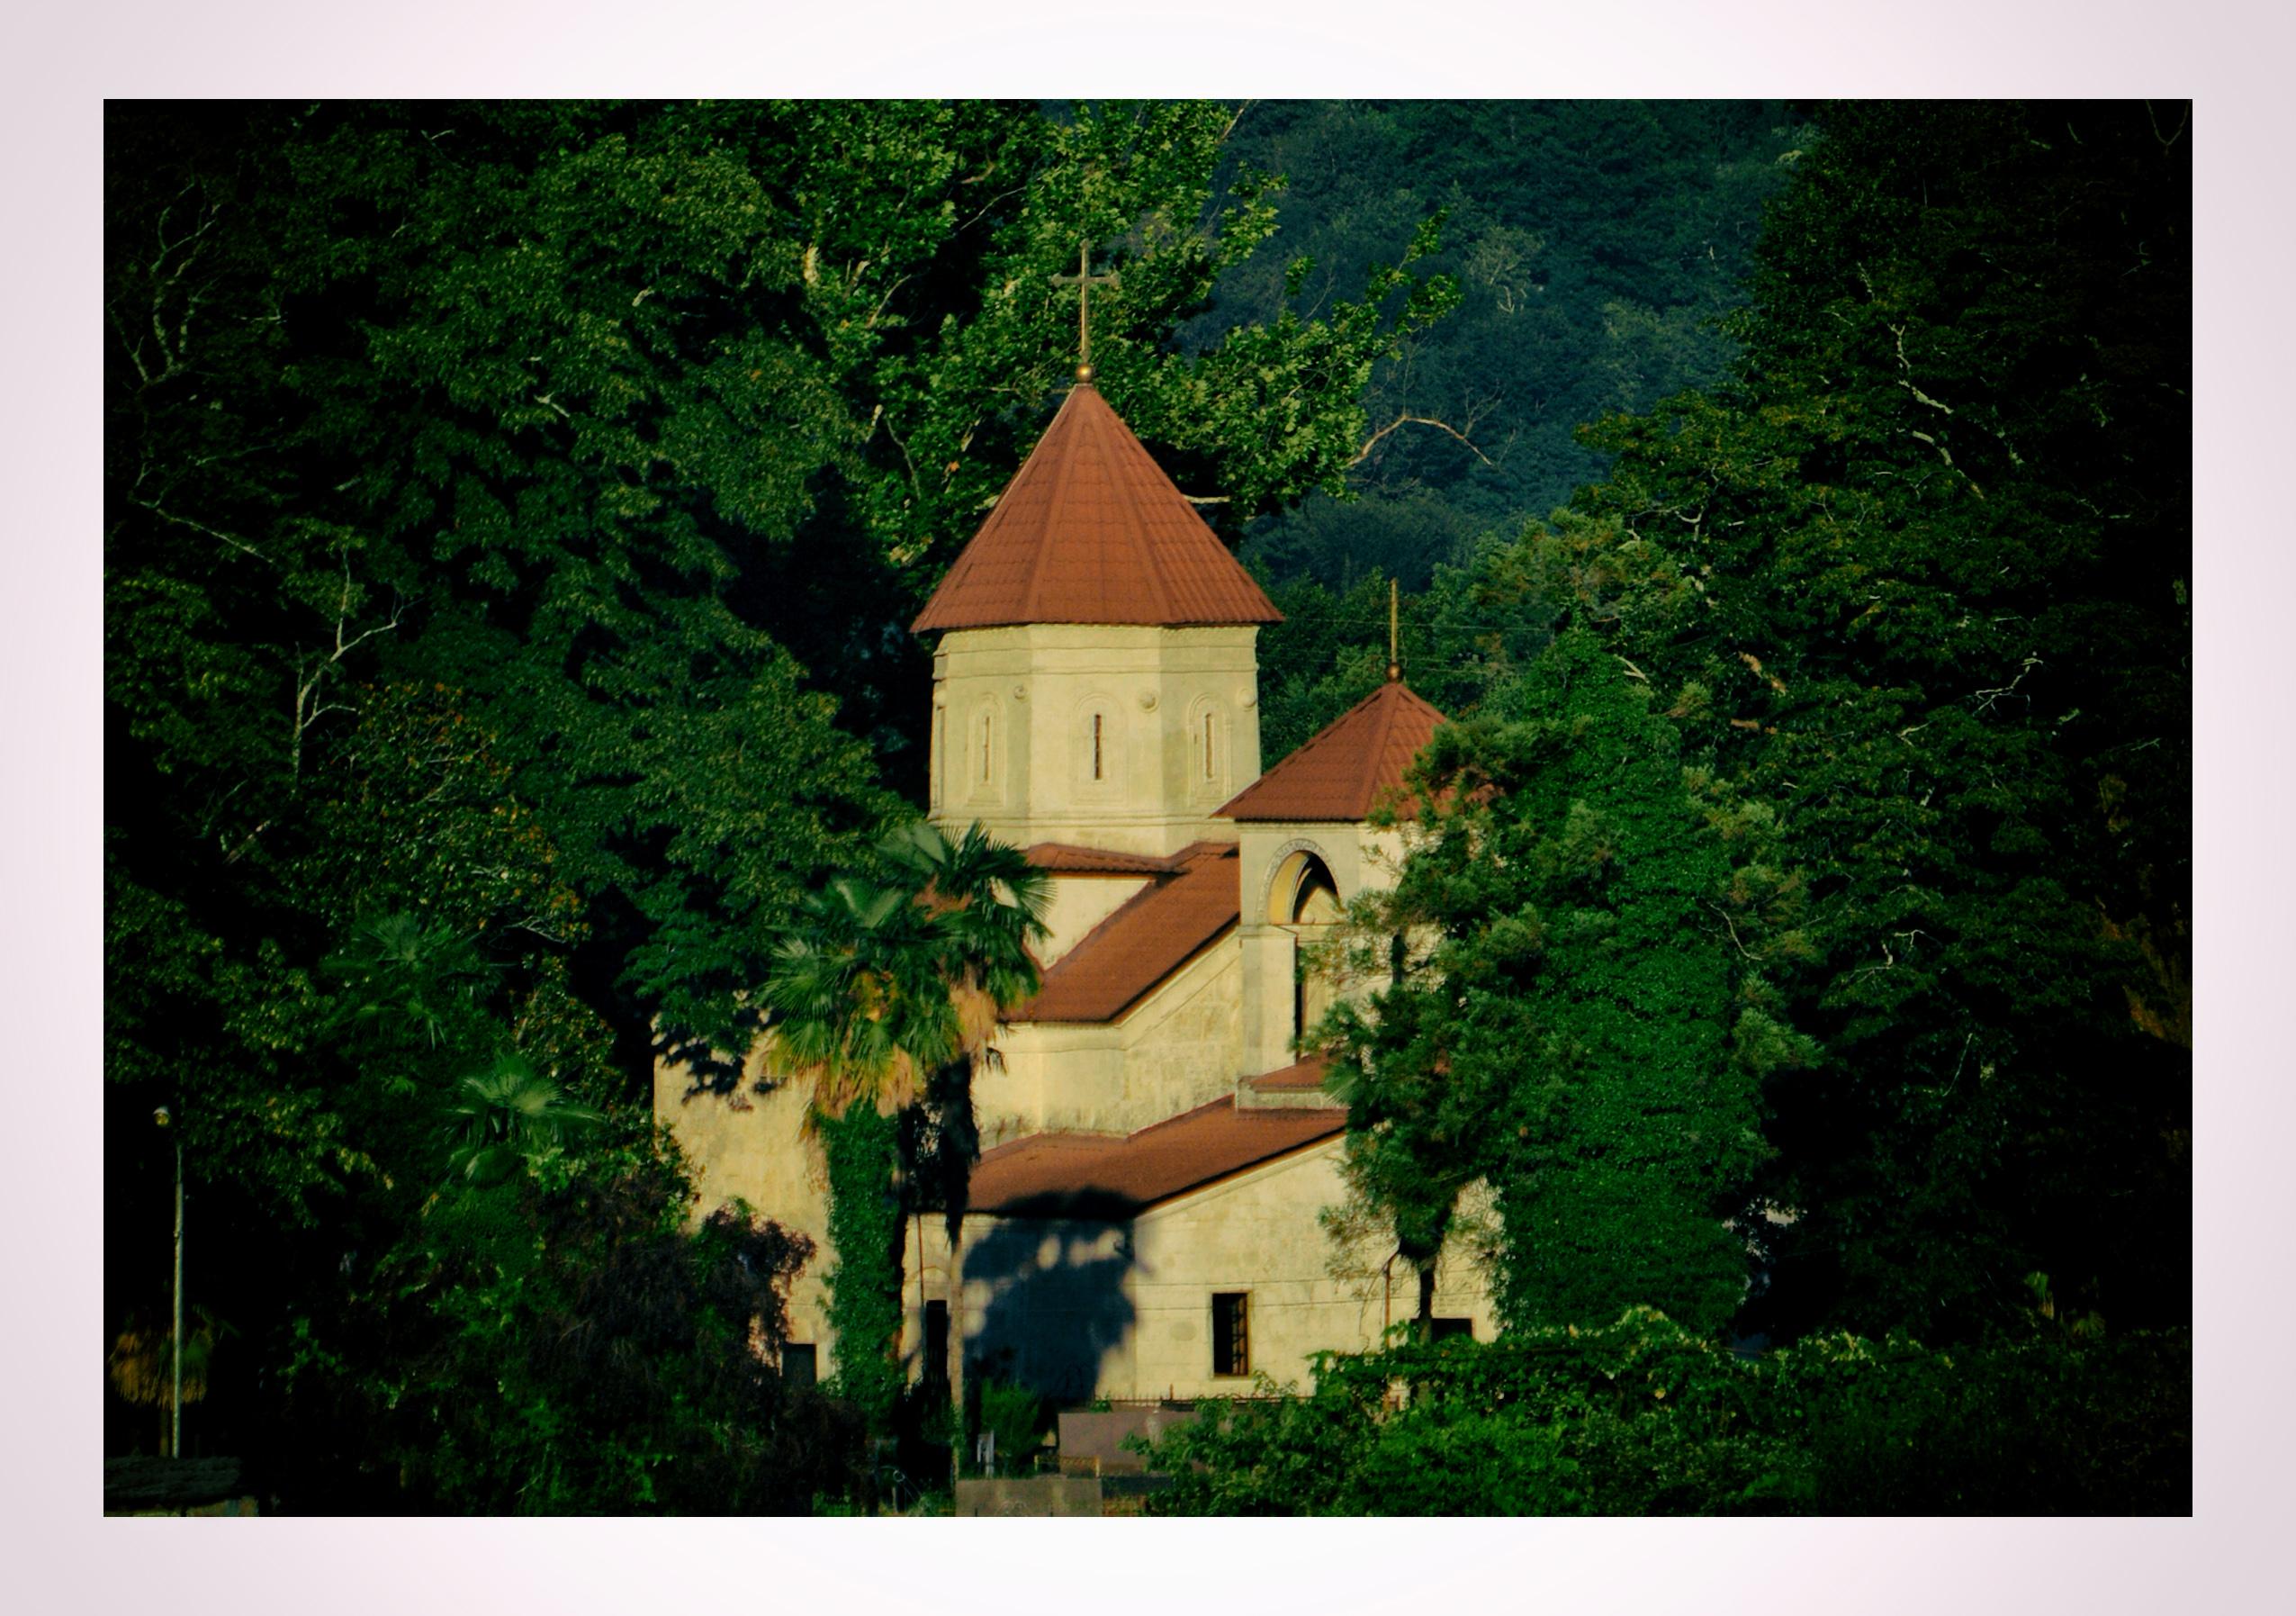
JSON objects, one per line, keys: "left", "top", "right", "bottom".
{"left": 968, "top": 1096, "right": 1346, "bottom": 1219}
{"left": 911, "top": 384, "right": 1282, "bottom": 632}
{"left": 1216, "top": 680, "right": 1448, "bottom": 823}
{"left": 1017, "top": 842, "right": 1239, "bottom": 1024}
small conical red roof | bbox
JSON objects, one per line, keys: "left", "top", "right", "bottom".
{"left": 1216, "top": 680, "right": 1448, "bottom": 823}
{"left": 911, "top": 384, "right": 1282, "bottom": 632}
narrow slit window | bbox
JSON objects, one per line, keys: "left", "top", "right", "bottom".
{"left": 980, "top": 715, "right": 992, "bottom": 782}
{"left": 932, "top": 709, "right": 945, "bottom": 808}
{"left": 1093, "top": 712, "right": 1103, "bottom": 781}
{"left": 1211, "top": 1291, "right": 1250, "bottom": 1377}
{"left": 1203, "top": 714, "right": 1215, "bottom": 780}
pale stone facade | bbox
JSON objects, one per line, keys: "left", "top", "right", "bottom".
{"left": 652, "top": 640, "right": 1499, "bottom": 1400}
{"left": 907, "top": 1142, "right": 1496, "bottom": 1404}
{"left": 653, "top": 383, "right": 1495, "bottom": 1407}
{"left": 929, "top": 623, "right": 1262, "bottom": 859}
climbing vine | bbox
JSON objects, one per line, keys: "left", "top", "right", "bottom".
{"left": 819, "top": 1104, "right": 906, "bottom": 1432}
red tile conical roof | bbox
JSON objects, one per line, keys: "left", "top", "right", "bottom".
{"left": 911, "top": 384, "right": 1282, "bottom": 632}
{"left": 1215, "top": 680, "right": 1448, "bottom": 823}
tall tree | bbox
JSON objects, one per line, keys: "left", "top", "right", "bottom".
{"left": 1326, "top": 629, "right": 1804, "bottom": 1336}
{"left": 1558, "top": 101, "right": 2191, "bottom": 1339}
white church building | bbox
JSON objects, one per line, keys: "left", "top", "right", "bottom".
{"left": 654, "top": 376, "right": 1496, "bottom": 1404}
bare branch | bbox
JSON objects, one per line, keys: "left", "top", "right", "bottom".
{"left": 1349, "top": 411, "right": 1495, "bottom": 470}
{"left": 130, "top": 496, "right": 275, "bottom": 564}
{"left": 1706, "top": 902, "right": 1762, "bottom": 962}
{"left": 2145, "top": 101, "right": 2187, "bottom": 154}
{"left": 288, "top": 555, "right": 410, "bottom": 785}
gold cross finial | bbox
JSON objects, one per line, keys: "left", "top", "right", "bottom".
{"left": 1049, "top": 243, "right": 1121, "bottom": 382}
{"left": 1387, "top": 578, "right": 1401, "bottom": 682}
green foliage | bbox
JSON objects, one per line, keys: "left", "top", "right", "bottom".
{"left": 764, "top": 820, "right": 1050, "bottom": 1116}
{"left": 975, "top": 1377, "right": 1048, "bottom": 1469}
{"left": 819, "top": 1103, "right": 905, "bottom": 1431}
{"left": 298, "top": 1124, "right": 865, "bottom": 1513}
{"left": 1252, "top": 528, "right": 1556, "bottom": 764}
{"left": 442, "top": 1052, "right": 606, "bottom": 1185}
{"left": 1139, "top": 1312, "right": 2189, "bottom": 1515}
{"left": 1325, "top": 630, "right": 1800, "bottom": 1334}
{"left": 1557, "top": 101, "right": 2191, "bottom": 1338}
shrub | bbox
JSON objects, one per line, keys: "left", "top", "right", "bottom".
{"left": 1139, "top": 1312, "right": 2188, "bottom": 1515}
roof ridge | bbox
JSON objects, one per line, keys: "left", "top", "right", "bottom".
{"left": 1122, "top": 1094, "right": 1235, "bottom": 1141}
{"left": 1021, "top": 840, "right": 1243, "bottom": 1023}
{"left": 1215, "top": 680, "right": 1446, "bottom": 822}
{"left": 1355, "top": 683, "right": 1398, "bottom": 814}
{"left": 1022, "top": 386, "right": 1085, "bottom": 622}
{"left": 1097, "top": 393, "right": 1177, "bottom": 624}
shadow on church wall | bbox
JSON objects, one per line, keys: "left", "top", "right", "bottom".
{"left": 965, "top": 1217, "right": 1137, "bottom": 1404}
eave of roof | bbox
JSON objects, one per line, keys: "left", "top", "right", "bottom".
{"left": 1247, "top": 1055, "right": 1332, "bottom": 1093}
{"left": 1215, "top": 679, "right": 1448, "bottom": 822}
{"left": 967, "top": 1095, "right": 1346, "bottom": 1219}
{"left": 1016, "top": 842, "right": 1239, "bottom": 1024}
{"left": 1024, "top": 842, "right": 1184, "bottom": 876}
{"left": 911, "top": 384, "right": 1281, "bottom": 632}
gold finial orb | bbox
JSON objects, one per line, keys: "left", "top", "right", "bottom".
{"left": 1076, "top": 363, "right": 1094, "bottom": 384}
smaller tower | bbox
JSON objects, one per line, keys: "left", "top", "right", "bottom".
{"left": 1216, "top": 679, "right": 1449, "bottom": 1078}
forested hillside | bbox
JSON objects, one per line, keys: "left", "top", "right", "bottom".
{"left": 1207, "top": 101, "right": 1808, "bottom": 761}
{"left": 1199, "top": 101, "right": 1806, "bottom": 591}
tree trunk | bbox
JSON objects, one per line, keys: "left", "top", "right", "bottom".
{"left": 945, "top": 1212, "right": 965, "bottom": 1485}
{"left": 1417, "top": 1258, "right": 1437, "bottom": 1344}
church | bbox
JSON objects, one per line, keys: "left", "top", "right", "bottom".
{"left": 654, "top": 371, "right": 1497, "bottom": 1405}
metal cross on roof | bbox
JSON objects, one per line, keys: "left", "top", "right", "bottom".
{"left": 1049, "top": 243, "right": 1121, "bottom": 381}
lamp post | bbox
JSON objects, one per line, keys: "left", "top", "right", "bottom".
{"left": 154, "top": 1106, "right": 182, "bottom": 1460}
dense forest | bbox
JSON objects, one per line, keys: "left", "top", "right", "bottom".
{"left": 104, "top": 100, "right": 2188, "bottom": 1512}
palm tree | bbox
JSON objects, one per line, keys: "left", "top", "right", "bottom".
{"left": 878, "top": 821, "right": 1049, "bottom": 1438}
{"left": 764, "top": 820, "right": 1049, "bottom": 1452}
{"left": 443, "top": 1052, "right": 605, "bottom": 1185}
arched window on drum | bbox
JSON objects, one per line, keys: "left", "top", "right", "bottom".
{"left": 1268, "top": 849, "right": 1343, "bottom": 1045}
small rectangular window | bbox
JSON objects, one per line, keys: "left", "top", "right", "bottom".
{"left": 1431, "top": 1317, "right": 1474, "bottom": 1343}
{"left": 783, "top": 1341, "right": 817, "bottom": 1392}
{"left": 923, "top": 1299, "right": 950, "bottom": 1389}
{"left": 1211, "top": 1291, "right": 1250, "bottom": 1377}
{"left": 1093, "top": 712, "right": 1103, "bottom": 781}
